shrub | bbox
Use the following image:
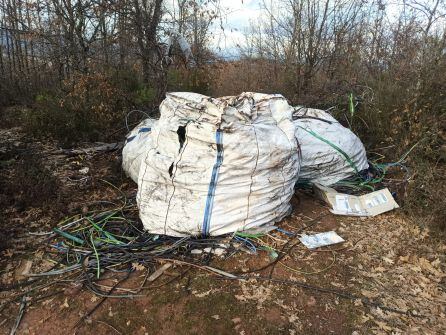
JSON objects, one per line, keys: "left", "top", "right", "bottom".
{"left": 23, "top": 72, "right": 130, "bottom": 146}
{"left": 0, "top": 151, "right": 60, "bottom": 211}
{"left": 167, "top": 68, "right": 211, "bottom": 95}
{"left": 134, "top": 85, "right": 157, "bottom": 107}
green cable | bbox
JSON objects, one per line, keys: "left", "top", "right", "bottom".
{"left": 235, "top": 232, "right": 264, "bottom": 238}
{"left": 298, "top": 126, "right": 360, "bottom": 174}
{"left": 86, "top": 217, "right": 124, "bottom": 245}
{"left": 53, "top": 228, "right": 85, "bottom": 245}
{"left": 90, "top": 233, "right": 101, "bottom": 279}
{"left": 349, "top": 93, "right": 355, "bottom": 118}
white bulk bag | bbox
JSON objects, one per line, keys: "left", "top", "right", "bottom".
{"left": 122, "top": 118, "right": 157, "bottom": 183}
{"left": 293, "top": 107, "right": 368, "bottom": 186}
{"left": 137, "top": 92, "right": 300, "bottom": 236}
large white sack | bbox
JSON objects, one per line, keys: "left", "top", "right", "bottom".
{"left": 137, "top": 92, "right": 300, "bottom": 237}
{"left": 122, "top": 118, "right": 157, "bottom": 183}
{"left": 293, "top": 107, "right": 368, "bottom": 186}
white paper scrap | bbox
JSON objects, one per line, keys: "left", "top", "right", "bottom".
{"left": 298, "top": 231, "right": 345, "bottom": 249}
{"left": 334, "top": 195, "right": 366, "bottom": 215}
{"left": 313, "top": 183, "right": 399, "bottom": 217}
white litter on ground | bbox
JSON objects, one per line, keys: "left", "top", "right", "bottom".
{"left": 298, "top": 231, "right": 345, "bottom": 249}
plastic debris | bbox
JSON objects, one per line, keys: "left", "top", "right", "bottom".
{"left": 191, "top": 247, "right": 226, "bottom": 256}
{"left": 79, "top": 167, "right": 89, "bottom": 174}
{"left": 313, "top": 183, "right": 399, "bottom": 216}
{"left": 298, "top": 231, "right": 345, "bottom": 249}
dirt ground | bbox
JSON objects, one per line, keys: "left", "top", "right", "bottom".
{"left": 1, "top": 128, "right": 445, "bottom": 335}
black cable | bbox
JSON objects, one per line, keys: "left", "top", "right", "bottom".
{"left": 231, "top": 214, "right": 327, "bottom": 276}
{"left": 294, "top": 116, "right": 333, "bottom": 124}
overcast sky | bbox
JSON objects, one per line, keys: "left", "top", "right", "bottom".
{"left": 211, "top": 0, "right": 264, "bottom": 57}
{"left": 207, "top": 0, "right": 446, "bottom": 57}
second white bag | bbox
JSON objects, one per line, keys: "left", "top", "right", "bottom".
{"left": 122, "top": 118, "right": 157, "bottom": 183}
{"left": 293, "top": 107, "right": 368, "bottom": 186}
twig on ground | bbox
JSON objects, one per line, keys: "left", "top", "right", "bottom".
{"left": 96, "top": 320, "right": 122, "bottom": 334}
{"left": 9, "top": 295, "right": 27, "bottom": 335}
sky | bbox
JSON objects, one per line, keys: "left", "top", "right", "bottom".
{"left": 207, "top": 0, "right": 446, "bottom": 57}
{"left": 209, "top": 0, "right": 404, "bottom": 57}
{"left": 162, "top": 0, "right": 264, "bottom": 57}
{"left": 210, "top": 0, "right": 264, "bottom": 57}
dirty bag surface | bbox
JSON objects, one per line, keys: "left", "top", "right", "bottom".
{"left": 137, "top": 92, "right": 300, "bottom": 236}
{"left": 122, "top": 118, "right": 157, "bottom": 183}
{"left": 293, "top": 107, "right": 368, "bottom": 186}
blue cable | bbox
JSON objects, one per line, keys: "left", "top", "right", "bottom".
{"left": 234, "top": 236, "right": 257, "bottom": 254}
{"left": 275, "top": 228, "right": 296, "bottom": 236}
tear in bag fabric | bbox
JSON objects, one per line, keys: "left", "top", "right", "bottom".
{"left": 137, "top": 92, "right": 300, "bottom": 236}
{"left": 122, "top": 118, "right": 157, "bottom": 183}
{"left": 293, "top": 107, "right": 368, "bottom": 186}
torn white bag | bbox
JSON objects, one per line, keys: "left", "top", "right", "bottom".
{"left": 137, "top": 92, "right": 300, "bottom": 236}
{"left": 122, "top": 118, "right": 157, "bottom": 183}
{"left": 293, "top": 107, "right": 368, "bottom": 186}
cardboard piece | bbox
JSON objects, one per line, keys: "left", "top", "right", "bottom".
{"left": 298, "top": 231, "right": 345, "bottom": 249}
{"left": 313, "top": 183, "right": 399, "bottom": 216}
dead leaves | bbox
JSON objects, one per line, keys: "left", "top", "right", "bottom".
{"left": 417, "top": 257, "right": 444, "bottom": 278}
{"left": 381, "top": 256, "right": 394, "bottom": 265}
{"left": 60, "top": 297, "right": 69, "bottom": 309}
{"left": 341, "top": 213, "right": 446, "bottom": 333}
{"left": 361, "top": 289, "right": 380, "bottom": 299}
{"left": 14, "top": 259, "right": 33, "bottom": 280}
{"left": 131, "top": 262, "right": 145, "bottom": 271}
{"left": 373, "top": 319, "right": 392, "bottom": 332}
